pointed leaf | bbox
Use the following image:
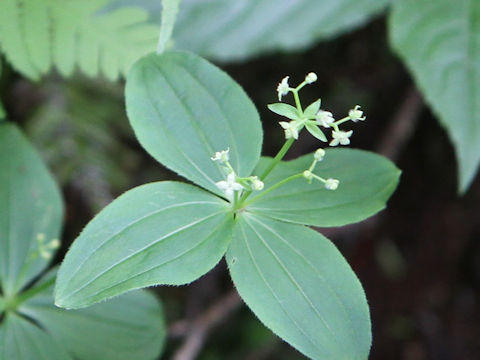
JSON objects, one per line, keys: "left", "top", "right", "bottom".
{"left": 126, "top": 51, "right": 263, "bottom": 195}
{"left": 55, "top": 181, "right": 234, "bottom": 309}
{"left": 20, "top": 270, "right": 165, "bottom": 360}
{"left": 0, "top": 123, "right": 63, "bottom": 296}
{"left": 389, "top": 0, "right": 480, "bottom": 192}
{"left": 227, "top": 214, "right": 371, "bottom": 360}
{"left": 304, "top": 99, "right": 321, "bottom": 118}
{"left": 267, "top": 103, "right": 300, "bottom": 120}
{"left": 248, "top": 148, "right": 400, "bottom": 227}
{"left": 305, "top": 123, "right": 327, "bottom": 142}
{"left": 0, "top": 313, "right": 72, "bottom": 360}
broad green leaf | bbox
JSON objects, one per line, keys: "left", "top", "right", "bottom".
{"left": 20, "top": 270, "right": 165, "bottom": 360}
{"left": 0, "top": 0, "right": 158, "bottom": 81}
{"left": 304, "top": 99, "right": 321, "bottom": 118}
{"left": 0, "top": 313, "right": 72, "bottom": 360}
{"left": 267, "top": 103, "right": 300, "bottom": 120}
{"left": 305, "top": 123, "right": 327, "bottom": 142}
{"left": 0, "top": 297, "right": 4, "bottom": 315}
{"left": 389, "top": 0, "right": 480, "bottom": 192}
{"left": 248, "top": 148, "right": 400, "bottom": 227}
{"left": 55, "top": 181, "right": 233, "bottom": 309}
{"left": 157, "top": 0, "right": 181, "bottom": 53}
{"left": 126, "top": 51, "right": 263, "bottom": 196}
{"left": 111, "top": 0, "right": 389, "bottom": 60}
{"left": 227, "top": 214, "right": 371, "bottom": 360}
{"left": 0, "top": 123, "right": 63, "bottom": 296}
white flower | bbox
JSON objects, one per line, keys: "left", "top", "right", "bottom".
{"left": 305, "top": 72, "right": 318, "bottom": 84}
{"left": 276, "top": 76, "right": 290, "bottom": 101}
{"left": 314, "top": 148, "right": 325, "bottom": 161}
{"left": 330, "top": 130, "right": 353, "bottom": 146}
{"left": 216, "top": 172, "right": 244, "bottom": 200}
{"left": 279, "top": 121, "right": 299, "bottom": 140}
{"left": 251, "top": 176, "right": 264, "bottom": 191}
{"left": 316, "top": 110, "right": 335, "bottom": 128}
{"left": 348, "top": 105, "right": 366, "bottom": 122}
{"left": 325, "top": 178, "right": 339, "bottom": 190}
{"left": 211, "top": 148, "right": 230, "bottom": 163}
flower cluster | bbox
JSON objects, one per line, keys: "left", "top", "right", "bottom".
{"left": 212, "top": 148, "right": 264, "bottom": 202}
{"left": 302, "top": 148, "right": 339, "bottom": 191}
{"left": 273, "top": 73, "right": 366, "bottom": 147}
{"left": 33, "top": 233, "right": 60, "bottom": 260}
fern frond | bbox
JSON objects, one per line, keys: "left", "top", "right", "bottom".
{"left": 0, "top": 0, "right": 158, "bottom": 81}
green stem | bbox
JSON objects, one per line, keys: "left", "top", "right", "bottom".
{"left": 292, "top": 90, "right": 303, "bottom": 115}
{"left": 332, "top": 116, "right": 350, "bottom": 127}
{"left": 244, "top": 173, "right": 304, "bottom": 206}
{"left": 10, "top": 277, "right": 55, "bottom": 310}
{"left": 259, "top": 138, "right": 295, "bottom": 181}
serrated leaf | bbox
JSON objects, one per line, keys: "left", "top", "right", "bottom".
{"left": 112, "top": 0, "right": 389, "bottom": 60}
{"left": 0, "top": 0, "right": 158, "bottom": 81}
{"left": 304, "top": 99, "right": 321, "bottom": 118}
{"left": 125, "top": 51, "right": 263, "bottom": 196}
{"left": 248, "top": 148, "right": 400, "bottom": 227}
{"left": 305, "top": 123, "right": 327, "bottom": 142}
{"left": 227, "top": 214, "right": 371, "bottom": 360}
{"left": 0, "top": 123, "right": 63, "bottom": 296}
{"left": 55, "top": 181, "right": 233, "bottom": 309}
{"left": 267, "top": 103, "right": 300, "bottom": 120}
{"left": 20, "top": 270, "right": 165, "bottom": 360}
{"left": 389, "top": 0, "right": 480, "bottom": 192}
{"left": 0, "top": 313, "right": 73, "bottom": 360}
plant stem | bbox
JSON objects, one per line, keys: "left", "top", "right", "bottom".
{"left": 157, "top": 0, "right": 182, "bottom": 53}
{"left": 259, "top": 138, "right": 295, "bottom": 181}
{"left": 244, "top": 173, "right": 303, "bottom": 206}
{"left": 7, "top": 277, "right": 55, "bottom": 310}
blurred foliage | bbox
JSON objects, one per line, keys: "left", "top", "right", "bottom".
{"left": 25, "top": 80, "right": 140, "bottom": 211}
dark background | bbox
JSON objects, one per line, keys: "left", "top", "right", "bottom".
{"left": 3, "top": 17, "right": 479, "bottom": 360}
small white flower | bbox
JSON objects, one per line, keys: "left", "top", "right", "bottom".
{"left": 330, "top": 130, "right": 353, "bottom": 146}
{"left": 47, "top": 239, "right": 61, "bottom": 249}
{"left": 251, "top": 176, "right": 264, "bottom": 191}
{"left": 324, "top": 178, "right": 339, "bottom": 190}
{"left": 279, "top": 121, "right": 299, "bottom": 140}
{"left": 314, "top": 148, "right": 325, "bottom": 161}
{"left": 305, "top": 72, "right": 318, "bottom": 84}
{"left": 211, "top": 148, "right": 230, "bottom": 163}
{"left": 277, "top": 76, "right": 290, "bottom": 101}
{"left": 316, "top": 110, "right": 335, "bottom": 128}
{"left": 348, "top": 105, "right": 366, "bottom": 122}
{"left": 216, "top": 172, "right": 244, "bottom": 200}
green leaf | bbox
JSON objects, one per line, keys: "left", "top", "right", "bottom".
{"left": 157, "top": 0, "right": 181, "bottom": 53}
{"left": 0, "top": 297, "right": 4, "bottom": 315}
{"left": 227, "top": 214, "right": 371, "bottom": 360}
{"left": 20, "top": 270, "right": 165, "bottom": 360}
{"left": 112, "top": 0, "right": 389, "bottom": 60}
{"left": 0, "top": 123, "right": 63, "bottom": 296}
{"left": 0, "top": 0, "right": 158, "bottom": 81}
{"left": 304, "top": 99, "right": 321, "bottom": 118}
{"left": 125, "top": 51, "right": 263, "bottom": 196}
{"left": 55, "top": 181, "right": 234, "bottom": 309}
{"left": 389, "top": 0, "right": 480, "bottom": 192}
{"left": 267, "top": 103, "right": 300, "bottom": 120}
{"left": 248, "top": 148, "right": 400, "bottom": 227}
{"left": 0, "top": 313, "right": 73, "bottom": 360}
{"left": 305, "top": 123, "right": 327, "bottom": 142}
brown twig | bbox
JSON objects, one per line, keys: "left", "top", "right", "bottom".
{"left": 170, "top": 289, "right": 242, "bottom": 360}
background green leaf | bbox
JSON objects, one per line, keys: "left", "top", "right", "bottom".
{"left": 389, "top": 0, "right": 480, "bottom": 192}
{"left": 227, "top": 214, "right": 371, "bottom": 360}
{"left": 0, "top": 123, "right": 63, "bottom": 296}
{"left": 0, "top": 313, "right": 73, "bottom": 360}
{"left": 20, "top": 270, "right": 165, "bottom": 360}
{"left": 267, "top": 103, "right": 300, "bottom": 120}
{"left": 126, "top": 51, "right": 263, "bottom": 196}
{"left": 0, "top": 0, "right": 158, "bottom": 80}
{"left": 55, "top": 181, "right": 233, "bottom": 309}
{"left": 111, "top": 0, "right": 389, "bottom": 60}
{"left": 248, "top": 149, "right": 400, "bottom": 227}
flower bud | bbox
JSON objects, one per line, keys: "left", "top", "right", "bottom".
{"left": 305, "top": 72, "right": 318, "bottom": 84}
{"left": 314, "top": 148, "right": 325, "bottom": 161}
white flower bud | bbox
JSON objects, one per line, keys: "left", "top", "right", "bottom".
{"left": 251, "top": 177, "right": 264, "bottom": 191}
{"left": 348, "top": 105, "right": 366, "bottom": 122}
{"left": 316, "top": 110, "right": 335, "bottom": 128}
{"left": 325, "top": 178, "right": 339, "bottom": 190}
{"left": 211, "top": 148, "right": 230, "bottom": 163}
{"left": 305, "top": 72, "right": 318, "bottom": 84}
{"left": 276, "top": 76, "right": 290, "bottom": 101}
{"left": 314, "top": 148, "right": 325, "bottom": 161}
